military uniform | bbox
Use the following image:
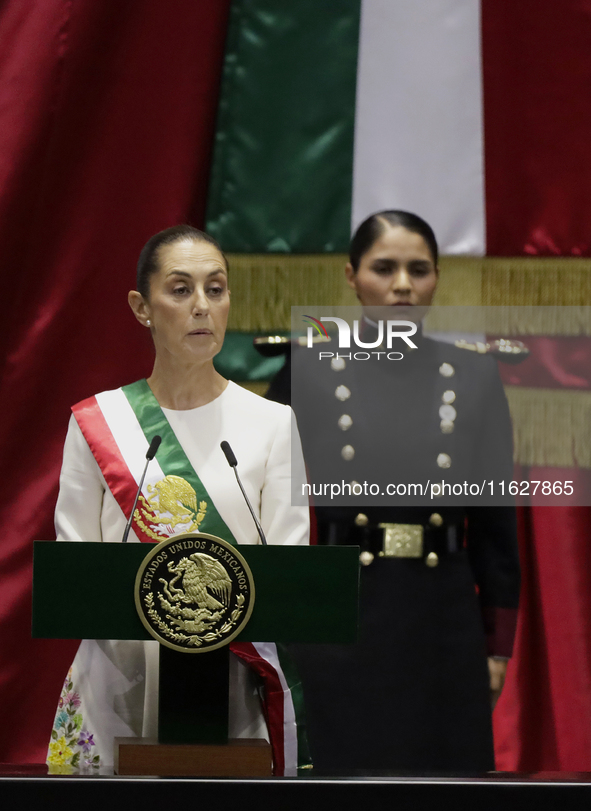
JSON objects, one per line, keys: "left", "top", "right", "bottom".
{"left": 265, "top": 329, "right": 520, "bottom": 773}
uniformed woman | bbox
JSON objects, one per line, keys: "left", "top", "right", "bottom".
{"left": 268, "top": 210, "right": 520, "bottom": 773}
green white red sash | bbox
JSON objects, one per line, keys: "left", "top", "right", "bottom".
{"left": 231, "top": 641, "right": 310, "bottom": 775}
{"left": 71, "top": 379, "right": 310, "bottom": 775}
{"left": 72, "top": 379, "right": 234, "bottom": 545}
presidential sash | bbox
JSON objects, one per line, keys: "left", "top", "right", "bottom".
{"left": 72, "top": 379, "right": 236, "bottom": 546}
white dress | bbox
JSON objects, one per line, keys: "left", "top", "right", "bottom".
{"left": 46, "top": 382, "right": 309, "bottom": 773}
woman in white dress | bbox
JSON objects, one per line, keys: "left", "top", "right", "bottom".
{"left": 46, "top": 226, "right": 309, "bottom": 774}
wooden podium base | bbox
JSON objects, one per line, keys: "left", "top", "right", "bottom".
{"left": 114, "top": 737, "right": 273, "bottom": 777}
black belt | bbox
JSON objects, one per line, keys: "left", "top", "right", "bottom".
{"left": 323, "top": 512, "right": 462, "bottom": 568}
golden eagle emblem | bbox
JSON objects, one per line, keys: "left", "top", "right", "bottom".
{"left": 134, "top": 475, "right": 207, "bottom": 540}
{"left": 160, "top": 552, "right": 232, "bottom": 620}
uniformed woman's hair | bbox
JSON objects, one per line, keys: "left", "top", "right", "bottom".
{"left": 136, "top": 225, "right": 227, "bottom": 297}
{"left": 349, "top": 210, "right": 439, "bottom": 271}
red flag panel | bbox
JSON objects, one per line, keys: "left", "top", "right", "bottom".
{"left": 482, "top": 0, "right": 591, "bottom": 256}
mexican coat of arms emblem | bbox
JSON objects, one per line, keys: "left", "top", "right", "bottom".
{"left": 135, "top": 532, "right": 255, "bottom": 653}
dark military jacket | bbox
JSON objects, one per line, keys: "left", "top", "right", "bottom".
{"left": 271, "top": 331, "right": 520, "bottom": 656}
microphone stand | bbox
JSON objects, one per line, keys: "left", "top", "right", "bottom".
{"left": 220, "top": 441, "right": 268, "bottom": 546}
{"left": 122, "top": 435, "right": 161, "bottom": 543}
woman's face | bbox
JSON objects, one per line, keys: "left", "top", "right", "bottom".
{"left": 345, "top": 224, "right": 438, "bottom": 308}
{"left": 132, "top": 238, "right": 230, "bottom": 365}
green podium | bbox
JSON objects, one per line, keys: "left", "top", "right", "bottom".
{"left": 33, "top": 540, "right": 359, "bottom": 776}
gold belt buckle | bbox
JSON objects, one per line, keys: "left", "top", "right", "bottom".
{"left": 378, "top": 523, "right": 423, "bottom": 558}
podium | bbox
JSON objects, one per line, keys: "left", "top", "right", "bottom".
{"left": 32, "top": 540, "right": 359, "bottom": 776}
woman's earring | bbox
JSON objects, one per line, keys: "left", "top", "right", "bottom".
{"left": 146, "top": 319, "right": 151, "bottom": 327}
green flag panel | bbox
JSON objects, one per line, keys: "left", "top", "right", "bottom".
{"left": 206, "top": 0, "right": 360, "bottom": 252}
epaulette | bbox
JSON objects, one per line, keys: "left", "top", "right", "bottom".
{"left": 253, "top": 335, "right": 290, "bottom": 357}
{"left": 254, "top": 334, "right": 331, "bottom": 357}
{"left": 454, "top": 338, "right": 530, "bottom": 365}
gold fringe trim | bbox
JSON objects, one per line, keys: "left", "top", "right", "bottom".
{"left": 226, "top": 254, "right": 355, "bottom": 331}
{"left": 481, "top": 257, "right": 591, "bottom": 306}
{"left": 225, "top": 254, "right": 591, "bottom": 332}
{"left": 506, "top": 386, "right": 591, "bottom": 469}
{"left": 435, "top": 257, "right": 484, "bottom": 305}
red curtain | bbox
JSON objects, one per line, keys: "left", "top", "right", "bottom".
{"left": 0, "top": 0, "right": 230, "bottom": 763}
{"left": 494, "top": 506, "right": 591, "bottom": 770}
{"left": 482, "top": 0, "right": 591, "bottom": 256}
{"left": 481, "top": 0, "right": 591, "bottom": 770}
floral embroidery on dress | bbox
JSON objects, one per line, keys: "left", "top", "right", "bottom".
{"left": 47, "top": 669, "right": 100, "bottom": 773}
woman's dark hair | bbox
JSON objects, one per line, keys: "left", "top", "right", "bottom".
{"left": 136, "top": 225, "right": 227, "bottom": 297}
{"left": 349, "top": 210, "right": 439, "bottom": 271}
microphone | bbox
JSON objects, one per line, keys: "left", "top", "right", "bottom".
{"left": 121, "top": 435, "right": 162, "bottom": 543}
{"left": 220, "top": 441, "right": 268, "bottom": 546}
{"left": 145, "top": 435, "right": 162, "bottom": 461}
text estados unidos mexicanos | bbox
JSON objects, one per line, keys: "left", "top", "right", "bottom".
{"left": 302, "top": 480, "right": 575, "bottom": 499}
